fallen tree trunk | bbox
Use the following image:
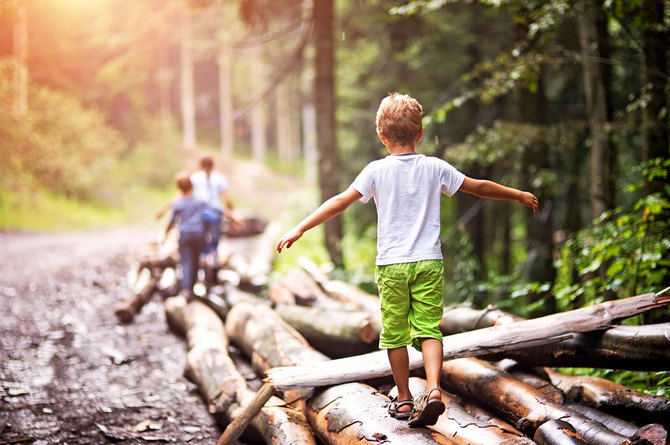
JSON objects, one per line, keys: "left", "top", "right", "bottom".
{"left": 459, "top": 400, "right": 525, "bottom": 436}
{"left": 298, "top": 257, "right": 382, "bottom": 332}
{"left": 266, "top": 290, "right": 670, "bottom": 390}
{"left": 306, "top": 382, "right": 453, "bottom": 444}
{"left": 440, "top": 358, "right": 662, "bottom": 445}
{"left": 566, "top": 403, "right": 667, "bottom": 443}
{"left": 389, "top": 377, "right": 533, "bottom": 445}
{"left": 274, "top": 268, "right": 344, "bottom": 310}
{"left": 164, "top": 295, "right": 316, "bottom": 444}
{"left": 275, "top": 303, "right": 378, "bottom": 358}
{"left": 115, "top": 267, "right": 160, "bottom": 324}
{"left": 545, "top": 369, "right": 670, "bottom": 425}
{"left": 533, "top": 420, "right": 587, "bottom": 445}
{"left": 442, "top": 305, "right": 670, "bottom": 371}
{"left": 226, "top": 302, "right": 453, "bottom": 444}
{"left": 156, "top": 267, "right": 179, "bottom": 299}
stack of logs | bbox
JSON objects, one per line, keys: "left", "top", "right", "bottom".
{"left": 115, "top": 220, "right": 670, "bottom": 445}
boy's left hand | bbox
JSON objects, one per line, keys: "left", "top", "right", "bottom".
{"left": 276, "top": 227, "right": 304, "bottom": 253}
{"left": 517, "top": 192, "right": 539, "bottom": 212}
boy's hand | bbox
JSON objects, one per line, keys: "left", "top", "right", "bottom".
{"left": 517, "top": 191, "right": 539, "bottom": 212}
{"left": 276, "top": 227, "right": 304, "bottom": 253}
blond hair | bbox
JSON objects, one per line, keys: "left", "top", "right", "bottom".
{"left": 375, "top": 92, "right": 423, "bottom": 146}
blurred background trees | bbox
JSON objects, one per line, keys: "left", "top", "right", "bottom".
{"left": 0, "top": 0, "right": 667, "bottom": 314}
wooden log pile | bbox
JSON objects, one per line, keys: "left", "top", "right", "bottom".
{"left": 117, "top": 224, "right": 670, "bottom": 445}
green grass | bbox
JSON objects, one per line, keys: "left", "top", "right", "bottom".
{"left": 0, "top": 187, "right": 125, "bottom": 231}
{"left": 558, "top": 367, "right": 670, "bottom": 397}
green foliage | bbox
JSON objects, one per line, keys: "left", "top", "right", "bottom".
{"left": 0, "top": 64, "right": 126, "bottom": 201}
{"left": 559, "top": 368, "right": 670, "bottom": 397}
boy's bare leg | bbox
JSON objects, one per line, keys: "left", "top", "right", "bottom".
{"left": 420, "top": 338, "right": 443, "bottom": 401}
{"left": 387, "top": 346, "right": 413, "bottom": 412}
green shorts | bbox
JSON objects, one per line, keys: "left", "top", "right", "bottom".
{"left": 375, "top": 260, "right": 444, "bottom": 351}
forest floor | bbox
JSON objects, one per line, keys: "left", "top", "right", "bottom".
{"left": 0, "top": 227, "right": 228, "bottom": 444}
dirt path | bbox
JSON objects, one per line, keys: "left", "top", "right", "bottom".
{"left": 0, "top": 227, "right": 222, "bottom": 444}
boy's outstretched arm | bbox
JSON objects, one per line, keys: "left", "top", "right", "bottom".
{"left": 458, "top": 177, "right": 539, "bottom": 212}
{"left": 276, "top": 188, "right": 362, "bottom": 253}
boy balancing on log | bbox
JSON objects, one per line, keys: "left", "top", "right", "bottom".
{"left": 276, "top": 92, "right": 539, "bottom": 427}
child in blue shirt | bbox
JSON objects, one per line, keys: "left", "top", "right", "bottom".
{"left": 165, "top": 172, "right": 207, "bottom": 299}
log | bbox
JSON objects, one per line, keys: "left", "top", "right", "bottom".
{"left": 221, "top": 216, "right": 268, "bottom": 238}
{"left": 156, "top": 267, "right": 179, "bottom": 299}
{"left": 275, "top": 303, "right": 378, "bottom": 358}
{"left": 266, "top": 290, "right": 670, "bottom": 390}
{"left": 566, "top": 403, "right": 667, "bottom": 444}
{"left": 533, "top": 420, "right": 587, "bottom": 445}
{"left": 508, "top": 370, "right": 565, "bottom": 404}
{"left": 306, "top": 382, "right": 454, "bottom": 444}
{"left": 298, "top": 257, "right": 383, "bottom": 332}
{"left": 443, "top": 305, "right": 670, "bottom": 371}
{"left": 459, "top": 401, "right": 525, "bottom": 436}
{"left": 440, "top": 358, "right": 655, "bottom": 445}
{"left": 164, "top": 296, "right": 316, "bottom": 445}
{"left": 276, "top": 268, "right": 344, "bottom": 309}
{"left": 114, "top": 267, "right": 160, "bottom": 323}
{"left": 389, "top": 377, "right": 534, "bottom": 445}
{"left": 545, "top": 369, "right": 670, "bottom": 425}
{"left": 439, "top": 304, "right": 523, "bottom": 334}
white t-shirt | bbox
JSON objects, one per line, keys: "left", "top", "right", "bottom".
{"left": 190, "top": 170, "right": 229, "bottom": 212}
{"left": 350, "top": 153, "right": 465, "bottom": 265}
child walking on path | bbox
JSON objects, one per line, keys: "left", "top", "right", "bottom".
{"left": 276, "top": 93, "right": 539, "bottom": 427}
{"left": 164, "top": 173, "right": 207, "bottom": 300}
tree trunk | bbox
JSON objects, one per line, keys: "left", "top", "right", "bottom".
{"left": 157, "top": 43, "right": 172, "bottom": 139}
{"left": 306, "top": 382, "right": 453, "bottom": 444}
{"left": 114, "top": 267, "right": 160, "bottom": 324}
{"left": 250, "top": 46, "right": 267, "bottom": 164}
{"left": 640, "top": 0, "right": 669, "bottom": 196}
{"left": 164, "top": 296, "right": 316, "bottom": 444}
{"left": 218, "top": 46, "right": 234, "bottom": 158}
{"left": 180, "top": 11, "right": 196, "bottom": 151}
{"left": 302, "top": 101, "right": 318, "bottom": 184}
{"left": 441, "top": 358, "right": 645, "bottom": 445}
{"left": 566, "top": 403, "right": 667, "bottom": 444}
{"left": 518, "top": 75, "right": 556, "bottom": 297}
{"left": 265, "top": 290, "right": 670, "bottom": 389}
{"left": 459, "top": 400, "right": 525, "bottom": 437}
{"left": 275, "top": 80, "right": 292, "bottom": 162}
{"left": 390, "top": 378, "right": 534, "bottom": 445}
{"left": 14, "top": 0, "right": 28, "bottom": 115}
{"left": 313, "top": 0, "right": 343, "bottom": 267}
{"left": 273, "top": 268, "right": 344, "bottom": 309}
{"left": 533, "top": 420, "right": 588, "bottom": 445}
{"left": 578, "top": 0, "right": 615, "bottom": 218}
{"left": 156, "top": 267, "right": 179, "bottom": 299}
{"left": 545, "top": 369, "right": 670, "bottom": 425}
{"left": 440, "top": 304, "right": 670, "bottom": 370}
{"left": 275, "top": 303, "right": 377, "bottom": 358}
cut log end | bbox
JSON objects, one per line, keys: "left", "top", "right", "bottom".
{"left": 633, "top": 424, "right": 667, "bottom": 445}
{"left": 114, "top": 307, "right": 135, "bottom": 324}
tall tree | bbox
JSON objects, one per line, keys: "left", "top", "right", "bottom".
{"left": 640, "top": 0, "right": 669, "bottom": 196}
{"left": 14, "top": 0, "right": 28, "bottom": 115}
{"left": 250, "top": 45, "right": 267, "bottom": 163}
{"left": 314, "top": 0, "right": 343, "bottom": 267}
{"left": 578, "top": 0, "right": 615, "bottom": 219}
{"left": 180, "top": 10, "right": 197, "bottom": 151}
{"left": 218, "top": 46, "right": 234, "bottom": 158}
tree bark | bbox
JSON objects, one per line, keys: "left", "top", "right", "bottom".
{"left": 218, "top": 46, "right": 234, "bottom": 159}
{"left": 180, "top": 11, "right": 196, "bottom": 151}
{"left": 313, "top": 0, "right": 343, "bottom": 267}
{"left": 441, "top": 358, "right": 645, "bottom": 445}
{"left": 298, "top": 257, "right": 382, "bottom": 332}
{"left": 640, "top": 0, "right": 669, "bottom": 196}
{"left": 250, "top": 45, "right": 267, "bottom": 164}
{"left": 390, "top": 378, "right": 534, "bottom": 445}
{"left": 266, "top": 290, "right": 670, "bottom": 390}
{"left": 164, "top": 296, "right": 316, "bottom": 444}
{"left": 273, "top": 267, "right": 344, "bottom": 309}
{"left": 306, "top": 382, "right": 453, "bottom": 444}
{"left": 545, "top": 369, "right": 670, "bottom": 425}
{"left": 114, "top": 267, "right": 160, "bottom": 324}
{"left": 578, "top": 0, "right": 615, "bottom": 218}
{"left": 441, "top": 304, "right": 670, "bottom": 370}
{"left": 566, "top": 403, "right": 667, "bottom": 444}
{"left": 275, "top": 303, "right": 377, "bottom": 358}
{"left": 276, "top": 80, "right": 292, "bottom": 162}
{"left": 533, "top": 420, "right": 588, "bottom": 445}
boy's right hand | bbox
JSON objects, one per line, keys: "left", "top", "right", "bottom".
{"left": 276, "top": 227, "right": 304, "bottom": 253}
{"left": 517, "top": 192, "right": 539, "bottom": 212}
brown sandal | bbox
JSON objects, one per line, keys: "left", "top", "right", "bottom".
{"left": 408, "top": 388, "right": 444, "bottom": 427}
{"left": 387, "top": 396, "right": 414, "bottom": 420}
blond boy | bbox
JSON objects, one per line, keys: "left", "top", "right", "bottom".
{"left": 276, "top": 92, "right": 538, "bottom": 426}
